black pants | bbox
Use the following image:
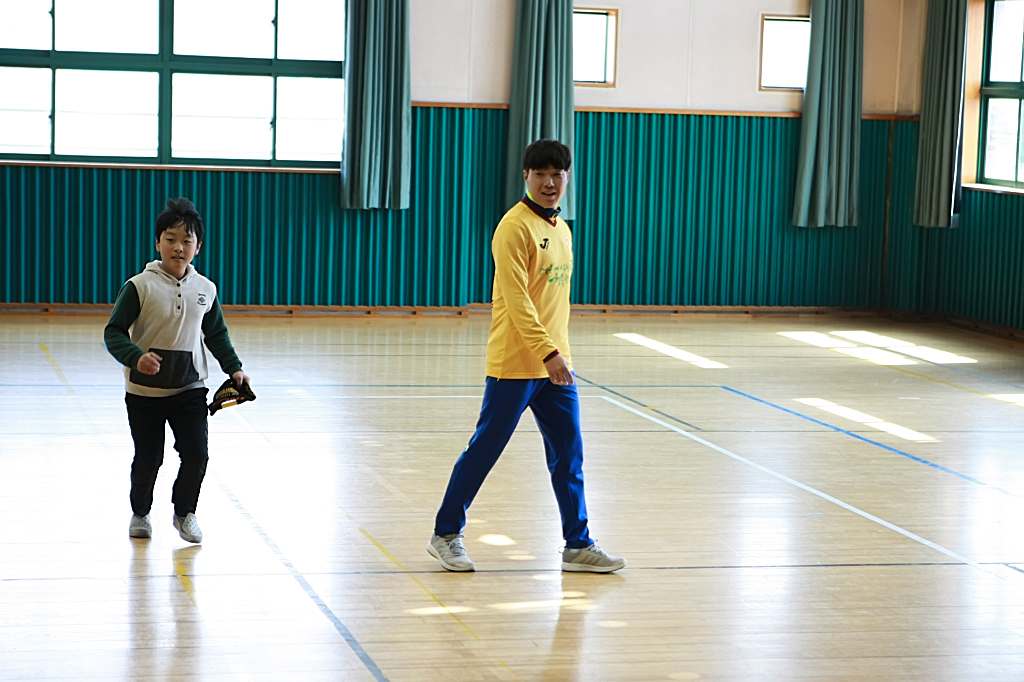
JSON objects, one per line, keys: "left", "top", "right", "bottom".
{"left": 126, "top": 388, "right": 209, "bottom": 518}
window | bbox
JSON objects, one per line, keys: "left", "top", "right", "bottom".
{"left": 980, "top": 0, "right": 1024, "bottom": 187}
{"left": 573, "top": 9, "right": 617, "bottom": 86}
{"left": 0, "top": 0, "right": 345, "bottom": 167}
{"left": 760, "top": 16, "right": 811, "bottom": 90}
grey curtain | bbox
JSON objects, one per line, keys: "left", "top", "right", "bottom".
{"left": 341, "top": 0, "right": 411, "bottom": 210}
{"left": 914, "top": 0, "right": 968, "bottom": 228}
{"left": 505, "top": 0, "right": 576, "bottom": 219}
{"left": 792, "top": 0, "right": 864, "bottom": 228}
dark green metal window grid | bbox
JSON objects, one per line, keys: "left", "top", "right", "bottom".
{"left": 979, "top": 0, "right": 1024, "bottom": 189}
{"left": 0, "top": 0, "right": 343, "bottom": 168}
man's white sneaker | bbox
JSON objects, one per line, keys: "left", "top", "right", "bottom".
{"left": 173, "top": 513, "right": 203, "bottom": 544}
{"left": 561, "top": 544, "right": 626, "bottom": 573}
{"left": 128, "top": 514, "right": 152, "bottom": 538}
{"left": 427, "top": 534, "right": 475, "bottom": 572}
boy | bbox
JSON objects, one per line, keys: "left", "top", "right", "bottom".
{"left": 428, "top": 140, "right": 626, "bottom": 573}
{"left": 104, "top": 198, "right": 250, "bottom": 544}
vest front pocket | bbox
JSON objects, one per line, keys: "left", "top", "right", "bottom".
{"left": 129, "top": 349, "right": 200, "bottom": 389}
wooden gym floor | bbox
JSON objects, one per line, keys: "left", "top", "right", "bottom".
{"left": 3, "top": 313, "right": 1024, "bottom": 681}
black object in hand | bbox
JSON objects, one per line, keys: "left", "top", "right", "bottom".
{"left": 208, "top": 378, "right": 257, "bottom": 415}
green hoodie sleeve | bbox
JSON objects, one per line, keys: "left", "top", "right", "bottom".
{"left": 104, "top": 281, "right": 145, "bottom": 369}
{"left": 202, "top": 298, "right": 243, "bottom": 375}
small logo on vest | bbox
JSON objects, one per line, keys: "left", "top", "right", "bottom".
{"left": 197, "top": 293, "right": 208, "bottom": 306}
{"left": 539, "top": 238, "right": 549, "bottom": 250}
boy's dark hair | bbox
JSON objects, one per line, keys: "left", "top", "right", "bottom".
{"left": 522, "top": 139, "right": 572, "bottom": 172}
{"left": 155, "top": 197, "right": 205, "bottom": 244}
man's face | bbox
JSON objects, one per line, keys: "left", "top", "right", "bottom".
{"left": 155, "top": 222, "right": 201, "bottom": 279}
{"left": 523, "top": 166, "right": 569, "bottom": 209}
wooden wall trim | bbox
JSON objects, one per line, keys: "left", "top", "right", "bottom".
{"left": 0, "top": 160, "right": 340, "bottom": 174}
{"left": 411, "top": 102, "right": 924, "bottom": 121}
{"left": 412, "top": 101, "right": 510, "bottom": 109}
{"left": 963, "top": 183, "right": 1024, "bottom": 197}
{"left": 0, "top": 302, "right": 881, "bottom": 318}
{"left": 963, "top": 0, "right": 988, "bottom": 184}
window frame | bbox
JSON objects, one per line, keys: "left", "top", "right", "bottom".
{"left": 0, "top": 0, "right": 344, "bottom": 168}
{"left": 758, "top": 14, "right": 811, "bottom": 92}
{"left": 978, "top": 0, "right": 1024, "bottom": 188}
{"left": 572, "top": 7, "right": 618, "bottom": 88}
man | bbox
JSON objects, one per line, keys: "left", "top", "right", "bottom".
{"left": 427, "top": 139, "right": 626, "bottom": 573}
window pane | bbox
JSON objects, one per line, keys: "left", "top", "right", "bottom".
{"left": 990, "top": 0, "right": 1024, "bottom": 82}
{"left": 174, "top": 0, "right": 274, "bottom": 58}
{"left": 761, "top": 18, "right": 811, "bottom": 89}
{"left": 55, "top": 0, "right": 158, "bottom": 54}
{"left": 0, "top": 0, "right": 52, "bottom": 50}
{"left": 278, "top": 0, "right": 345, "bottom": 61}
{"left": 574, "top": 12, "right": 610, "bottom": 83}
{"left": 55, "top": 70, "right": 158, "bottom": 157}
{"left": 0, "top": 67, "right": 51, "bottom": 154}
{"left": 276, "top": 77, "right": 343, "bottom": 161}
{"left": 172, "top": 74, "right": 273, "bottom": 159}
{"left": 984, "top": 98, "right": 1021, "bottom": 181}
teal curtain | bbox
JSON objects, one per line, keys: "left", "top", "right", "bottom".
{"left": 341, "top": 0, "right": 411, "bottom": 209}
{"left": 792, "top": 0, "right": 863, "bottom": 228}
{"left": 505, "top": 0, "right": 575, "bottom": 219}
{"left": 914, "top": 0, "right": 968, "bottom": 228}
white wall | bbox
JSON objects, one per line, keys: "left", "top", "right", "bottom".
{"left": 409, "top": 0, "right": 927, "bottom": 114}
{"left": 863, "top": 0, "right": 927, "bottom": 115}
{"left": 409, "top": 0, "right": 515, "bottom": 104}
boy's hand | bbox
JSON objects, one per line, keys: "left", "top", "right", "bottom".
{"left": 136, "top": 352, "right": 162, "bottom": 375}
{"left": 232, "top": 370, "right": 251, "bottom": 389}
{"left": 544, "top": 354, "right": 574, "bottom": 386}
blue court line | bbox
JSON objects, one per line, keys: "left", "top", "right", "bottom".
{"left": 219, "top": 482, "right": 389, "bottom": 682}
{"left": 720, "top": 386, "right": 1020, "bottom": 498}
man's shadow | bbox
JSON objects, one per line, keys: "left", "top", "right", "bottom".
{"left": 542, "top": 572, "right": 628, "bottom": 682}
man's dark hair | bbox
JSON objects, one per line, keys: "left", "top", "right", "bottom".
{"left": 522, "top": 139, "right": 572, "bottom": 172}
{"left": 155, "top": 197, "right": 205, "bottom": 243}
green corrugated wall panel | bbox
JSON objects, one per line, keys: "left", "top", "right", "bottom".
{"left": 882, "top": 119, "right": 923, "bottom": 311}
{"left": 924, "top": 189, "right": 1024, "bottom": 329}
{"left": 881, "top": 118, "right": 1024, "bottom": 330}
{"left": 573, "top": 113, "right": 886, "bottom": 306}
{"left": 6, "top": 106, "right": 1023, "bottom": 322}
{"left": 0, "top": 106, "right": 506, "bottom": 307}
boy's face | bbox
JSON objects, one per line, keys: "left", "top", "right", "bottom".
{"left": 523, "top": 165, "right": 569, "bottom": 209}
{"left": 155, "top": 222, "right": 202, "bottom": 279}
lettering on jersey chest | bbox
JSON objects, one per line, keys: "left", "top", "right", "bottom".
{"left": 535, "top": 229, "right": 573, "bottom": 287}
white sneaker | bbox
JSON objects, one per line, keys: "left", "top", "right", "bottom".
{"left": 561, "top": 544, "right": 626, "bottom": 573}
{"left": 427, "top": 534, "right": 475, "bottom": 572}
{"left": 173, "top": 513, "right": 203, "bottom": 543}
{"left": 128, "top": 514, "right": 152, "bottom": 538}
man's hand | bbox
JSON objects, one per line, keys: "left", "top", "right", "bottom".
{"left": 544, "top": 353, "right": 574, "bottom": 386}
{"left": 232, "top": 370, "right": 251, "bottom": 389}
{"left": 136, "top": 352, "right": 162, "bottom": 375}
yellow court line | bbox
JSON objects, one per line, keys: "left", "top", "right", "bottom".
{"left": 172, "top": 551, "right": 199, "bottom": 606}
{"left": 39, "top": 343, "right": 75, "bottom": 395}
{"left": 355, "top": 524, "right": 481, "bottom": 641}
{"left": 886, "top": 365, "right": 990, "bottom": 397}
{"left": 228, "top": 408, "right": 517, "bottom": 677}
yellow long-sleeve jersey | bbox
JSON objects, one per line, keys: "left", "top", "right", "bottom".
{"left": 485, "top": 200, "right": 574, "bottom": 379}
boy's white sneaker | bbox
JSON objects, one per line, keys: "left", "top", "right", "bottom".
{"left": 561, "top": 544, "right": 626, "bottom": 573}
{"left": 173, "top": 513, "right": 203, "bottom": 543}
{"left": 427, "top": 534, "right": 475, "bottom": 572}
{"left": 128, "top": 514, "right": 152, "bottom": 538}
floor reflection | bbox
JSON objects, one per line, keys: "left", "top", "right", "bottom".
{"left": 543, "top": 573, "right": 627, "bottom": 682}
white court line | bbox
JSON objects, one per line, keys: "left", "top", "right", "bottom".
{"left": 597, "top": 395, "right": 1021, "bottom": 584}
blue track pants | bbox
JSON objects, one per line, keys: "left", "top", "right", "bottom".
{"left": 434, "top": 376, "right": 592, "bottom": 548}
